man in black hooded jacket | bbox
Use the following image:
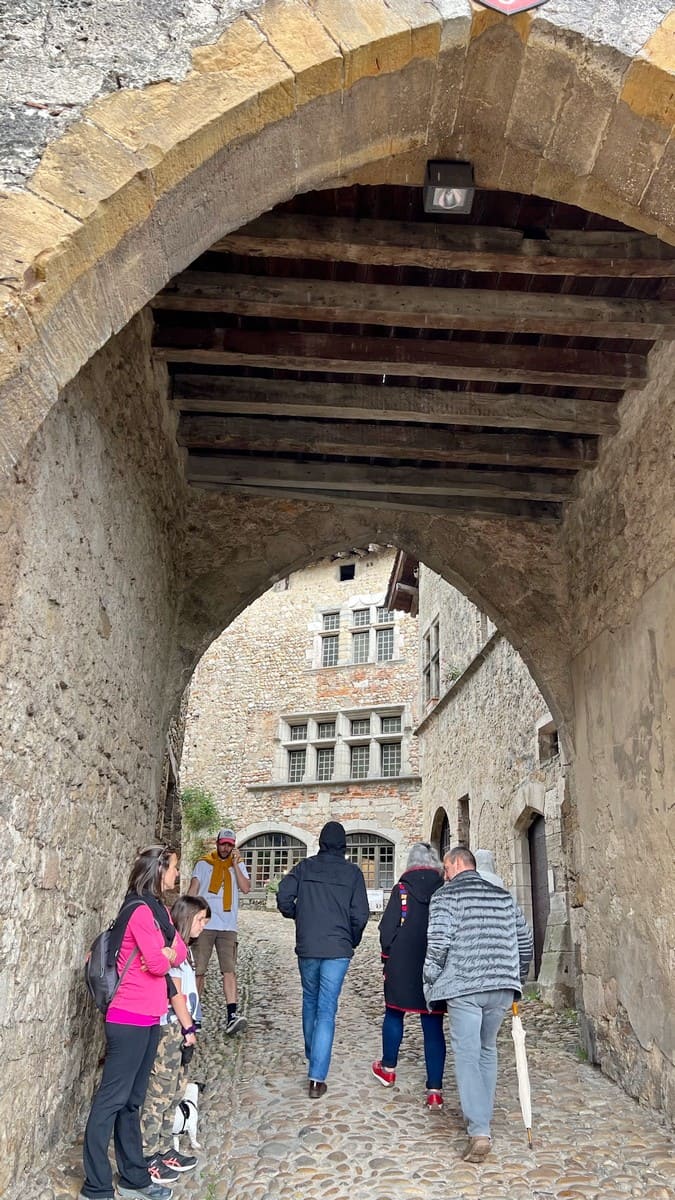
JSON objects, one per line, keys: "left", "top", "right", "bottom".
{"left": 277, "top": 820, "right": 369, "bottom": 1098}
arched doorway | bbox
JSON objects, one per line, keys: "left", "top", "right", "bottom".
{"left": 239, "top": 831, "right": 307, "bottom": 896}
{"left": 528, "top": 814, "right": 551, "bottom": 979}
{"left": 346, "top": 831, "right": 395, "bottom": 890}
{"left": 430, "top": 806, "right": 451, "bottom": 858}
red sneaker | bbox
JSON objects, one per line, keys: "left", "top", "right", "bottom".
{"left": 425, "top": 1090, "right": 444, "bottom": 1110}
{"left": 371, "top": 1060, "right": 396, "bottom": 1087}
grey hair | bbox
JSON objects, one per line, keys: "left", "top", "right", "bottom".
{"left": 406, "top": 842, "right": 442, "bottom": 871}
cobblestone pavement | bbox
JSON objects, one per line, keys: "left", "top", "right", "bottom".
{"left": 23, "top": 910, "right": 675, "bottom": 1200}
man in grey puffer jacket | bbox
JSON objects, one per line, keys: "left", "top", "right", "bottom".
{"left": 423, "top": 845, "right": 533, "bottom": 1162}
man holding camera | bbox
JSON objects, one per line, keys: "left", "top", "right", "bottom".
{"left": 189, "top": 828, "right": 251, "bottom": 1034}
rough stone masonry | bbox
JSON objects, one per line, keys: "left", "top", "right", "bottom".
{"left": 0, "top": 0, "right": 674, "bottom": 1188}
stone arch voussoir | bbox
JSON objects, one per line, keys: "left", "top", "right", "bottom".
{"left": 1, "top": 2, "right": 674, "bottom": 479}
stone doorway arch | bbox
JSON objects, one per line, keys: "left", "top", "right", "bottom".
{"left": 1, "top": 3, "right": 674, "bottom": 1186}
{"left": 430, "top": 806, "right": 451, "bottom": 857}
{"left": 1, "top": 1, "right": 675, "bottom": 477}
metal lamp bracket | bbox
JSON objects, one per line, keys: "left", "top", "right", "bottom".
{"left": 476, "top": 0, "right": 549, "bottom": 13}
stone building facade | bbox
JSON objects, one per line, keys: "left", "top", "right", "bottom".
{"left": 388, "top": 557, "right": 572, "bottom": 1007}
{"left": 181, "top": 547, "right": 421, "bottom": 897}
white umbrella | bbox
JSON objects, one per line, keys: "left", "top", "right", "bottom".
{"left": 511, "top": 1001, "right": 533, "bottom": 1147}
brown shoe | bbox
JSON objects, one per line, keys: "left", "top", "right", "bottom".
{"left": 308, "top": 1080, "right": 327, "bottom": 1099}
{"left": 463, "top": 1136, "right": 491, "bottom": 1162}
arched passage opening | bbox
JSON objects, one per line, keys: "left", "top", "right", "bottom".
{"left": 430, "top": 806, "right": 451, "bottom": 857}
{"left": 1, "top": 4, "right": 674, "bottom": 1187}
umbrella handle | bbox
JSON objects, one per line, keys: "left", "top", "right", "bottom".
{"left": 512, "top": 1001, "right": 519, "bottom": 1016}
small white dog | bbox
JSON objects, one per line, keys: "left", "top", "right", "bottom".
{"left": 172, "top": 1082, "right": 202, "bottom": 1152}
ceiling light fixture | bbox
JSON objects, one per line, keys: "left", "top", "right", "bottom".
{"left": 423, "top": 161, "right": 475, "bottom": 216}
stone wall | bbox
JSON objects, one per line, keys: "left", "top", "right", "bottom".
{"left": 0, "top": 323, "right": 671, "bottom": 1199}
{"left": 415, "top": 567, "right": 571, "bottom": 1005}
{"left": 562, "top": 341, "right": 675, "bottom": 1115}
{"left": 182, "top": 550, "right": 422, "bottom": 883}
{"left": 0, "top": 311, "right": 184, "bottom": 1193}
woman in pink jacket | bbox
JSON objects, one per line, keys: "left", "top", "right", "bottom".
{"left": 80, "top": 846, "right": 188, "bottom": 1200}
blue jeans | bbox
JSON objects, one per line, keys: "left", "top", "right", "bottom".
{"left": 298, "top": 956, "right": 350, "bottom": 1082}
{"left": 447, "top": 989, "right": 513, "bottom": 1138}
{"left": 382, "top": 1006, "right": 446, "bottom": 1090}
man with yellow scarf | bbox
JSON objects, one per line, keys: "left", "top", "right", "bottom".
{"left": 189, "top": 829, "right": 251, "bottom": 1034}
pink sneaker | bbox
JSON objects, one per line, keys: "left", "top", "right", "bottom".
{"left": 425, "top": 1089, "right": 444, "bottom": 1110}
{"left": 371, "top": 1060, "right": 396, "bottom": 1087}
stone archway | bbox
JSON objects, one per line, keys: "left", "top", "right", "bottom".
{"left": 1, "top": 2, "right": 675, "bottom": 478}
{"left": 1, "top": 4, "right": 674, "bottom": 1187}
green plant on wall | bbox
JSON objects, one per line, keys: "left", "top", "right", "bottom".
{"left": 179, "top": 786, "right": 235, "bottom": 874}
{"left": 181, "top": 785, "right": 220, "bottom": 834}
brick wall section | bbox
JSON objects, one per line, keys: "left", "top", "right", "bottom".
{"left": 182, "top": 549, "right": 422, "bottom": 880}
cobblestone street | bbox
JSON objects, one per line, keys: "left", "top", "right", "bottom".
{"left": 28, "top": 911, "right": 674, "bottom": 1200}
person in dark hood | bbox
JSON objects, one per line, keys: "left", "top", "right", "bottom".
{"left": 277, "top": 820, "right": 369, "bottom": 1099}
{"left": 371, "top": 842, "right": 446, "bottom": 1109}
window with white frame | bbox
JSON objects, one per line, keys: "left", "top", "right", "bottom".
{"left": 323, "top": 611, "right": 340, "bottom": 631}
{"left": 279, "top": 708, "right": 405, "bottom": 785}
{"left": 376, "top": 606, "right": 394, "bottom": 624}
{"left": 351, "top": 716, "right": 370, "bottom": 736}
{"left": 352, "top": 630, "right": 369, "bottom": 664}
{"left": 423, "top": 619, "right": 440, "bottom": 702}
{"left": 380, "top": 742, "right": 401, "bottom": 777}
{"left": 350, "top": 744, "right": 370, "bottom": 779}
{"left": 288, "top": 749, "right": 306, "bottom": 783}
{"left": 376, "top": 626, "right": 394, "bottom": 662}
{"left": 342, "top": 603, "right": 400, "bottom": 665}
{"left": 321, "top": 635, "right": 339, "bottom": 667}
{"left": 316, "top": 747, "right": 335, "bottom": 781}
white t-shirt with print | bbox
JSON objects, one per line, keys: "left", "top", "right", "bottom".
{"left": 162, "top": 956, "right": 202, "bottom": 1027}
{"left": 191, "top": 858, "right": 249, "bottom": 932}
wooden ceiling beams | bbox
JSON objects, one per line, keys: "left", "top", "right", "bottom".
{"left": 212, "top": 215, "right": 675, "bottom": 277}
{"left": 155, "top": 328, "right": 647, "bottom": 390}
{"left": 187, "top": 473, "right": 563, "bottom": 523}
{"left": 179, "top": 414, "right": 596, "bottom": 471}
{"left": 154, "top": 271, "right": 675, "bottom": 340}
{"left": 173, "top": 376, "right": 620, "bottom": 436}
{"left": 155, "top": 189, "right": 674, "bottom": 524}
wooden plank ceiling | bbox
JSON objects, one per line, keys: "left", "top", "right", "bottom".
{"left": 152, "top": 186, "right": 675, "bottom": 522}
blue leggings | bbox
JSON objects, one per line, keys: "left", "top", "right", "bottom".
{"left": 381, "top": 1005, "right": 446, "bottom": 1090}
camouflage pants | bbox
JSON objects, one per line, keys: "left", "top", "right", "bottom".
{"left": 141, "top": 1024, "right": 185, "bottom": 1158}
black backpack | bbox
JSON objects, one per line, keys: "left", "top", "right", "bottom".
{"left": 85, "top": 896, "right": 146, "bottom": 1014}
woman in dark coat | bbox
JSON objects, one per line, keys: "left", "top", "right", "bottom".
{"left": 371, "top": 842, "right": 446, "bottom": 1108}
